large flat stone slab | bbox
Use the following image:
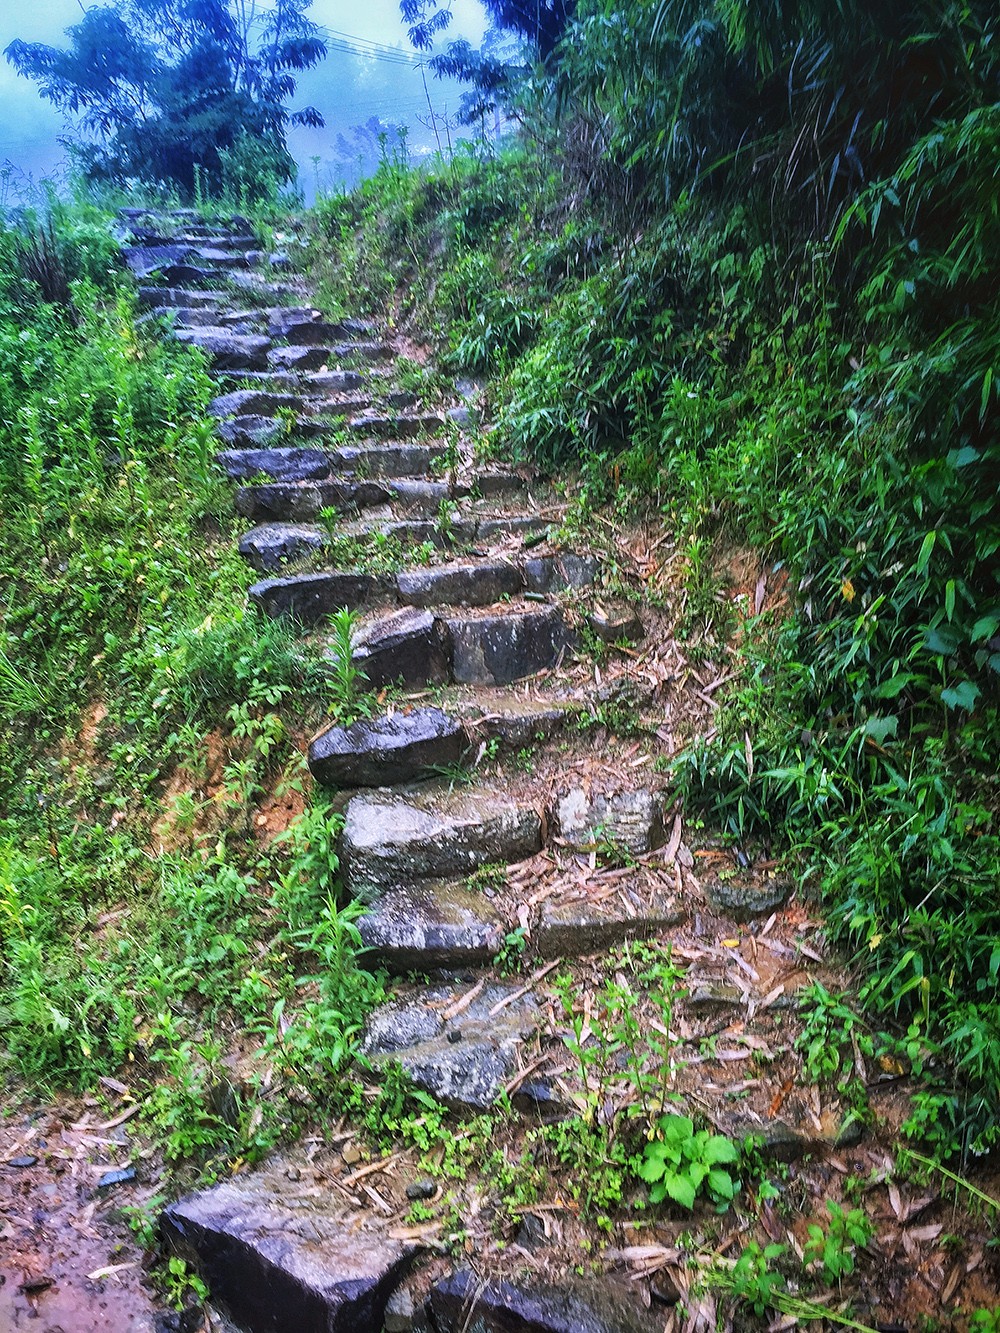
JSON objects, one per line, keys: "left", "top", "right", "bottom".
{"left": 523, "top": 552, "right": 600, "bottom": 594}
{"left": 174, "top": 328, "right": 271, "bottom": 371}
{"left": 216, "top": 447, "right": 332, "bottom": 481}
{"left": 351, "top": 413, "right": 444, "bottom": 439}
{"left": 341, "top": 787, "right": 542, "bottom": 894}
{"left": 330, "top": 443, "right": 445, "bottom": 478}
{"left": 162, "top": 1159, "right": 417, "bottom": 1333}
{"left": 397, "top": 562, "right": 523, "bottom": 608}
{"left": 249, "top": 570, "right": 391, "bottom": 623}
{"left": 358, "top": 881, "right": 502, "bottom": 972}
{"left": 235, "top": 479, "right": 366, "bottom": 522}
{"left": 537, "top": 887, "right": 685, "bottom": 956}
{"left": 362, "top": 983, "right": 538, "bottom": 1109}
{"left": 238, "top": 523, "right": 326, "bottom": 572}
{"left": 556, "top": 788, "right": 665, "bottom": 856}
{"left": 447, "top": 607, "right": 568, "bottom": 685}
{"left": 430, "top": 1270, "right": 661, "bottom": 1333}
{"left": 210, "top": 388, "right": 304, "bottom": 420}
{"left": 309, "top": 708, "right": 465, "bottom": 788}
{"left": 268, "top": 344, "right": 330, "bottom": 371}
{"left": 352, "top": 608, "right": 452, "bottom": 689}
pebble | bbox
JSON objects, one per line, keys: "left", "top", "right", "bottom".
{"left": 9, "top": 1155, "right": 38, "bottom": 1168}
{"left": 97, "top": 1167, "right": 137, "bottom": 1191}
{"left": 405, "top": 1179, "right": 436, "bottom": 1201}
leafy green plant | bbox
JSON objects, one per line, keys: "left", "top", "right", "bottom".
{"left": 727, "top": 1241, "right": 788, "bottom": 1316}
{"left": 633, "top": 1113, "right": 740, "bottom": 1210}
{"left": 325, "top": 607, "right": 369, "bottom": 723}
{"left": 803, "top": 1201, "right": 875, "bottom": 1285}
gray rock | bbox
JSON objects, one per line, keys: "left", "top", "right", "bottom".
{"left": 556, "top": 788, "right": 664, "bottom": 856}
{"left": 235, "top": 479, "right": 362, "bottom": 522}
{"left": 216, "top": 448, "right": 332, "bottom": 481}
{"left": 330, "top": 443, "right": 445, "bottom": 478}
{"left": 397, "top": 562, "right": 523, "bottom": 608}
{"left": 474, "top": 473, "right": 528, "bottom": 499}
{"left": 137, "top": 286, "right": 226, "bottom": 308}
{"left": 209, "top": 389, "right": 303, "bottom": 420}
{"left": 268, "top": 345, "right": 330, "bottom": 372}
{"left": 385, "top": 1286, "right": 416, "bottom": 1332}
{"left": 464, "top": 702, "right": 568, "bottom": 754}
{"left": 705, "top": 878, "right": 792, "bottom": 922}
{"left": 685, "top": 982, "right": 745, "bottom": 1011}
{"left": 330, "top": 342, "right": 395, "bottom": 363}
{"left": 362, "top": 984, "right": 538, "bottom": 1110}
{"left": 537, "top": 891, "right": 684, "bottom": 956}
{"left": 351, "top": 413, "right": 444, "bottom": 439}
{"left": 123, "top": 243, "right": 195, "bottom": 277}
{"left": 430, "top": 1270, "right": 661, "bottom": 1333}
{"left": 266, "top": 306, "right": 322, "bottom": 339}
{"left": 523, "top": 553, "right": 600, "bottom": 594}
{"left": 193, "top": 246, "right": 254, "bottom": 269}
{"left": 309, "top": 708, "right": 465, "bottom": 788}
{"left": 476, "top": 517, "right": 551, "bottom": 544}
{"left": 162, "top": 1161, "right": 417, "bottom": 1333}
{"left": 341, "top": 787, "right": 542, "bottom": 893}
{"left": 352, "top": 608, "right": 452, "bottom": 689}
{"left": 587, "top": 608, "right": 644, "bottom": 644}
{"left": 357, "top": 881, "right": 503, "bottom": 971}
{"left": 215, "top": 415, "right": 284, "bottom": 448}
{"left": 447, "top": 607, "right": 568, "bottom": 686}
{"left": 249, "top": 571, "right": 390, "bottom": 624}
{"left": 174, "top": 330, "right": 270, "bottom": 373}
{"left": 238, "top": 523, "right": 326, "bottom": 572}
{"left": 269, "top": 251, "right": 292, "bottom": 270}
{"left": 446, "top": 404, "right": 476, "bottom": 429}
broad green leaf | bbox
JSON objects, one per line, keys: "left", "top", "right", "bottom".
{"left": 702, "top": 1135, "right": 740, "bottom": 1165}
{"left": 863, "top": 715, "right": 899, "bottom": 744}
{"left": 874, "top": 672, "right": 918, "bottom": 698}
{"left": 941, "top": 680, "right": 981, "bottom": 711}
{"left": 708, "top": 1168, "right": 735, "bottom": 1199}
{"left": 664, "top": 1173, "right": 697, "bottom": 1210}
{"left": 970, "top": 613, "right": 1000, "bottom": 642}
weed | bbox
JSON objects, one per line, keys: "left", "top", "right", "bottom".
{"left": 803, "top": 1201, "right": 875, "bottom": 1285}
{"left": 633, "top": 1113, "right": 740, "bottom": 1210}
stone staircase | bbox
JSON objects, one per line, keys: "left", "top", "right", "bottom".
{"left": 120, "top": 209, "right": 856, "bottom": 1333}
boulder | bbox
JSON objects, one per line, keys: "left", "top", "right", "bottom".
{"left": 705, "top": 878, "right": 792, "bottom": 922}
{"left": 209, "top": 388, "right": 303, "bottom": 420}
{"left": 523, "top": 553, "right": 600, "bottom": 594}
{"left": 234, "top": 479, "right": 361, "bottom": 522}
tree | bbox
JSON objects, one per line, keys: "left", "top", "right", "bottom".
{"left": 5, "top": 0, "right": 327, "bottom": 196}
{"left": 401, "top": 0, "right": 575, "bottom": 122}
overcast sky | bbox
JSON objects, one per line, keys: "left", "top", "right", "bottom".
{"left": 0, "top": 0, "right": 485, "bottom": 191}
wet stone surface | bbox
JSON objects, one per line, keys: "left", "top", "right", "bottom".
{"left": 361, "top": 983, "right": 538, "bottom": 1110}
{"left": 352, "top": 608, "right": 452, "bottom": 689}
{"left": 341, "top": 786, "right": 543, "bottom": 896}
{"left": 237, "top": 523, "right": 326, "bottom": 573}
{"left": 215, "top": 447, "right": 332, "bottom": 481}
{"left": 162, "top": 1158, "right": 417, "bottom": 1333}
{"left": 430, "top": 1269, "right": 664, "bottom": 1333}
{"left": 537, "top": 889, "right": 685, "bottom": 957}
{"left": 357, "top": 880, "right": 503, "bottom": 972}
{"left": 556, "top": 788, "right": 665, "bottom": 856}
{"left": 705, "top": 877, "right": 792, "bottom": 921}
{"left": 447, "top": 607, "right": 569, "bottom": 686}
{"left": 397, "top": 562, "right": 524, "bottom": 608}
{"left": 249, "top": 570, "right": 391, "bottom": 623}
{"left": 308, "top": 707, "right": 466, "bottom": 788}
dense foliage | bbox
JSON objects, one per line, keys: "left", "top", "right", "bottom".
{"left": 328, "top": 0, "right": 1000, "bottom": 1156}
{"left": 5, "top": 0, "right": 326, "bottom": 196}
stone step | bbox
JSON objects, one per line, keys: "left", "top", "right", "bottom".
{"left": 234, "top": 478, "right": 390, "bottom": 522}
{"left": 238, "top": 523, "right": 326, "bottom": 572}
{"left": 357, "top": 881, "right": 502, "bottom": 972}
{"left": 173, "top": 327, "right": 271, "bottom": 371}
{"left": 267, "top": 306, "right": 377, "bottom": 341}
{"left": 192, "top": 246, "right": 261, "bottom": 269}
{"left": 267, "top": 344, "right": 331, "bottom": 371}
{"left": 248, "top": 551, "right": 598, "bottom": 623}
{"left": 361, "top": 980, "right": 546, "bottom": 1111}
{"left": 348, "top": 603, "right": 570, "bottom": 690}
{"left": 137, "top": 285, "right": 227, "bottom": 309}
{"left": 308, "top": 706, "right": 466, "bottom": 788}
{"left": 217, "top": 447, "right": 334, "bottom": 482}
{"left": 329, "top": 441, "right": 446, "bottom": 478}
{"left": 341, "top": 785, "right": 542, "bottom": 895}
{"left": 430, "top": 1271, "right": 662, "bottom": 1333}
{"left": 162, "top": 1160, "right": 417, "bottom": 1333}
{"left": 210, "top": 388, "right": 305, "bottom": 420}
{"left": 174, "top": 233, "right": 258, "bottom": 251}
{"left": 351, "top": 412, "right": 445, "bottom": 439}
{"left": 123, "top": 242, "right": 195, "bottom": 277}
